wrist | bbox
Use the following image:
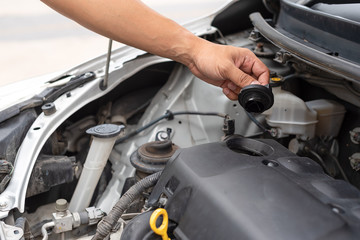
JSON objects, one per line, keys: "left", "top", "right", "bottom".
{"left": 169, "top": 30, "right": 204, "bottom": 68}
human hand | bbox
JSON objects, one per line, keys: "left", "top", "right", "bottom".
{"left": 187, "top": 40, "right": 269, "bottom": 100}
{"left": 41, "top": 0, "right": 268, "bottom": 101}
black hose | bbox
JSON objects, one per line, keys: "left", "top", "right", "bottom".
{"left": 327, "top": 154, "right": 349, "bottom": 182}
{"left": 92, "top": 171, "right": 162, "bottom": 240}
{"left": 116, "top": 110, "right": 227, "bottom": 144}
{"left": 245, "top": 111, "right": 269, "bottom": 133}
{"left": 172, "top": 111, "right": 226, "bottom": 118}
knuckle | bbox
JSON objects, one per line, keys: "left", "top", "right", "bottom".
{"left": 238, "top": 71, "right": 249, "bottom": 84}
{"left": 218, "top": 62, "right": 232, "bottom": 79}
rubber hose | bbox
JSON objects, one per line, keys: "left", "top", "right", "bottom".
{"left": 116, "top": 111, "right": 227, "bottom": 144}
{"left": 245, "top": 111, "right": 269, "bottom": 133}
{"left": 92, "top": 171, "right": 162, "bottom": 240}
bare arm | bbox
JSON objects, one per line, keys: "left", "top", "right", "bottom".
{"left": 41, "top": 0, "right": 269, "bottom": 100}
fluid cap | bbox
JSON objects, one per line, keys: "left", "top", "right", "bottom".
{"left": 238, "top": 84, "right": 274, "bottom": 113}
{"left": 86, "top": 124, "right": 124, "bottom": 138}
{"left": 55, "top": 199, "right": 68, "bottom": 212}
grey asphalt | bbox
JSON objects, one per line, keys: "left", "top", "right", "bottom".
{"left": 0, "top": 0, "right": 227, "bottom": 87}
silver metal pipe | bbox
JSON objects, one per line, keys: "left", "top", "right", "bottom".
{"left": 41, "top": 221, "right": 55, "bottom": 240}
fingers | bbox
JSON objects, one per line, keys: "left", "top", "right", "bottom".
{"left": 256, "top": 70, "right": 270, "bottom": 85}
{"left": 222, "top": 56, "right": 268, "bottom": 101}
{"left": 251, "top": 59, "right": 269, "bottom": 85}
{"left": 235, "top": 49, "right": 270, "bottom": 86}
{"left": 220, "top": 80, "right": 240, "bottom": 100}
{"left": 225, "top": 63, "right": 257, "bottom": 88}
{"left": 227, "top": 82, "right": 241, "bottom": 94}
{"left": 188, "top": 42, "right": 270, "bottom": 101}
{"left": 223, "top": 88, "right": 238, "bottom": 101}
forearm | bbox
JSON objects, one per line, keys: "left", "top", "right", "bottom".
{"left": 42, "top": 0, "right": 269, "bottom": 100}
{"left": 41, "top": 0, "right": 201, "bottom": 66}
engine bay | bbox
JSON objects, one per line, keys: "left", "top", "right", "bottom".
{"left": 1, "top": 0, "right": 360, "bottom": 239}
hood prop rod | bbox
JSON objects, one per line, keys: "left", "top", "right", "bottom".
{"left": 100, "top": 39, "right": 113, "bottom": 90}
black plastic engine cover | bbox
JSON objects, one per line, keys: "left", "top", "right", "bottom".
{"left": 148, "top": 136, "right": 360, "bottom": 240}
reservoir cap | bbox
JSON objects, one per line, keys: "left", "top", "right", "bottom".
{"left": 86, "top": 124, "right": 124, "bottom": 138}
{"left": 238, "top": 84, "right": 274, "bottom": 113}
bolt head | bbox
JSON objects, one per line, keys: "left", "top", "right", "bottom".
{"left": 159, "top": 132, "right": 168, "bottom": 140}
{"left": 270, "top": 128, "right": 277, "bottom": 137}
{"left": 0, "top": 201, "right": 8, "bottom": 209}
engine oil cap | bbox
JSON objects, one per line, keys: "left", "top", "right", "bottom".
{"left": 238, "top": 84, "right": 274, "bottom": 113}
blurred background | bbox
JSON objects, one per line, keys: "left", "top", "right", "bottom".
{"left": 0, "top": 0, "right": 227, "bottom": 87}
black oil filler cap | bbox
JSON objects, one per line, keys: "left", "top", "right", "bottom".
{"left": 238, "top": 84, "right": 274, "bottom": 113}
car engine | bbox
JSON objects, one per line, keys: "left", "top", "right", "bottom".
{"left": 0, "top": 0, "right": 360, "bottom": 239}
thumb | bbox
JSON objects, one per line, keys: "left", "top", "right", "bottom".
{"left": 226, "top": 64, "right": 258, "bottom": 88}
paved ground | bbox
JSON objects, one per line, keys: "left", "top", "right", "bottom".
{"left": 0, "top": 0, "right": 227, "bottom": 87}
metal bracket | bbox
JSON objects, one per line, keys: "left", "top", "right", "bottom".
{"left": 0, "top": 222, "right": 23, "bottom": 240}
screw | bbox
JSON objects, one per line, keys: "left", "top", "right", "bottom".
{"left": 270, "top": 128, "right": 277, "bottom": 137}
{"left": 0, "top": 201, "right": 8, "bottom": 209}
{"left": 159, "top": 197, "right": 168, "bottom": 206}
{"left": 255, "top": 43, "right": 264, "bottom": 52}
{"left": 159, "top": 132, "right": 168, "bottom": 140}
{"left": 349, "top": 129, "right": 360, "bottom": 144}
{"left": 84, "top": 72, "right": 93, "bottom": 78}
{"left": 274, "top": 51, "right": 292, "bottom": 64}
{"left": 354, "top": 132, "right": 360, "bottom": 142}
{"left": 332, "top": 207, "right": 340, "bottom": 214}
{"left": 249, "top": 30, "right": 261, "bottom": 41}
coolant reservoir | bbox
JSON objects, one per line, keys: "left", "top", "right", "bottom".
{"left": 263, "top": 87, "right": 317, "bottom": 138}
{"left": 306, "top": 99, "right": 346, "bottom": 137}
{"left": 69, "top": 124, "right": 123, "bottom": 212}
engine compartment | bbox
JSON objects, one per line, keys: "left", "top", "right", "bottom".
{"left": 0, "top": 0, "right": 360, "bottom": 239}
{"left": 145, "top": 137, "right": 360, "bottom": 240}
